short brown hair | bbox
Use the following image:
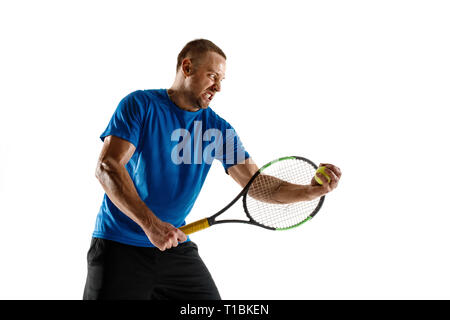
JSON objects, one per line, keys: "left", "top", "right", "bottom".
{"left": 176, "top": 39, "right": 226, "bottom": 72}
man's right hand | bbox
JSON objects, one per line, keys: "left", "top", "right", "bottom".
{"left": 144, "top": 218, "right": 188, "bottom": 251}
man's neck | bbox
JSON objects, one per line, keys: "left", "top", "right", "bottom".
{"left": 167, "top": 88, "right": 200, "bottom": 112}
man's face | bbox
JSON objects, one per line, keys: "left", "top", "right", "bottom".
{"left": 184, "top": 51, "right": 226, "bottom": 109}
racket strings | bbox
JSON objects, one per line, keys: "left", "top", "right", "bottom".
{"left": 246, "top": 158, "right": 321, "bottom": 229}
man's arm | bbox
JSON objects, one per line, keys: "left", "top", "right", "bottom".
{"left": 95, "top": 135, "right": 186, "bottom": 250}
{"left": 227, "top": 157, "right": 259, "bottom": 188}
{"left": 228, "top": 158, "right": 341, "bottom": 204}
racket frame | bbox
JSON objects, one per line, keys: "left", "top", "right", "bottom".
{"left": 204, "top": 156, "right": 325, "bottom": 231}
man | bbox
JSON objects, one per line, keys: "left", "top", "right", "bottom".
{"left": 83, "top": 39, "right": 341, "bottom": 300}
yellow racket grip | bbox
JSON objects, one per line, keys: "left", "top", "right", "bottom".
{"left": 179, "top": 218, "right": 210, "bottom": 235}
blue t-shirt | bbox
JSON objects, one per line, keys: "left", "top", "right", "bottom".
{"left": 93, "top": 89, "right": 250, "bottom": 247}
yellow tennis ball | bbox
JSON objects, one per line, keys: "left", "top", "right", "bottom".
{"left": 315, "top": 166, "right": 331, "bottom": 185}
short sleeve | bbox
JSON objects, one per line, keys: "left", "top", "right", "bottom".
{"left": 100, "top": 90, "right": 148, "bottom": 148}
{"left": 214, "top": 121, "right": 251, "bottom": 174}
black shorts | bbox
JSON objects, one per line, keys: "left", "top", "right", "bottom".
{"left": 83, "top": 238, "right": 221, "bottom": 300}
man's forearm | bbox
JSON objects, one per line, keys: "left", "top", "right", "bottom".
{"left": 249, "top": 174, "right": 325, "bottom": 204}
{"left": 272, "top": 181, "right": 325, "bottom": 203}
{"left": 95, "top": 160, "right": 157, "bottom": 229}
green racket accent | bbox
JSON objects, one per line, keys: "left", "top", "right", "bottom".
{"left": 182, "top": 156, "right": 324, "bottom": 236}
{"left": 259, "top": 156, "right": 296, "bottom": 172}
{"left": 276, "top": 216, "right": 312, "bottom": 231}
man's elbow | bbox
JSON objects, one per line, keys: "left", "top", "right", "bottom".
{"left": 95, "top": 163, "right": 103, "bottom": 181}
{"left": 95, "top": 159, "right": 119, "bottom": 181}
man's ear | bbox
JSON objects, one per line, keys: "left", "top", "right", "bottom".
{"left": 182, "top": 58, "right": 193, "bottom": 77}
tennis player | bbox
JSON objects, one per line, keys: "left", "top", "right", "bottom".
{"left": 83, "top": 39, "right": 341, "bottom": 300}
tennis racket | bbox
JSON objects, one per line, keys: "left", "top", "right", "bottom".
{"left": 179, "top": 156, "right": 325, "bottom": 235}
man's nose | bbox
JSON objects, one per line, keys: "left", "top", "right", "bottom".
{"left": 212, "top": 80, "right": 221, "bottom": 92}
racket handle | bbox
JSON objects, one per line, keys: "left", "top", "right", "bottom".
{"left": 179, "top": 218, "right": 210, "bottom": 235}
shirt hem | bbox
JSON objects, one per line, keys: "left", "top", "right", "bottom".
{"left": 92, "top": 232, "right": 154, "bottom": 247}
{"left": 92, "top": 232, "right": 191, "bottom": 248}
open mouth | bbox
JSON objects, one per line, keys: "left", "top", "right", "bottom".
{"left": 203, "top": 92, "right": 214, "bottom": 102}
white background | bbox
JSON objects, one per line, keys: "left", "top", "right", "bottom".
{"left": 1, "top": 0, "right": 449, "bottom": 300}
